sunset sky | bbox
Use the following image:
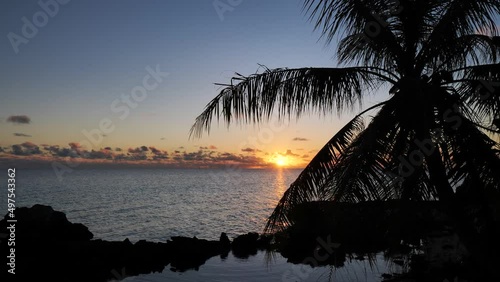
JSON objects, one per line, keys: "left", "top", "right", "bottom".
{"left": 0, "top": 0, "right": 388, "bottom": 168}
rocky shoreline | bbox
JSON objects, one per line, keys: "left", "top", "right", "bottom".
{"left": 1, "top": 202, "right": 499, "bottom": 282}
{"left": 0, "top": 205, "right": 273, "bottom": 282}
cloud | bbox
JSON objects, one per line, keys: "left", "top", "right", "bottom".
{"left": 183, "top": 150, "right": 205, "bottom": 161}
{"left": 283, "top": 149, "right": 299, "bottom": 157}
{"left": 47, "top": 146, "right": 78, "bottom": 158}
{"left": 11, "top": 142, "right": 41, "bottom": 155}
{"left": 69, "top": 142, "right": 83, "bottom": 150}
{"left": 115, "top": 147, "right": 122, "bottom": 151}
{"left": 0, "top": 141, "right": 269, "bottom": 168}
{"left": 302, "top": 154, "right": 310, "bottom": 159}
{"left": 128, "top": 147, "right": 143, "bottom": 154}
{"left": 209, "top": 145, "right": 217, "bottom": 150}
{"left": 211, "top": 152, "right": 265, "bottom": 166}
{"left": 241, "top": 147, "right": 256, "bottom": 153}
{"left": 126, "top": 153, "right": 147, "bottom": 161}
{"left": 149, "top": 146, "right": 161, "bottom": 154}
{"left": 7, "top": 115, "right": 31, "bottom": 124}
{"left": 21, "top": 142, "right": 38, "bottom": 149}
{"left": 292, "top": 137, "right": 309, "bottom": 141}
{"left": 13, "top": 133, "right": 32, "bottom": 137}
{"left": 87, "top": 150, "right": 113, "bottom": 160}
{"left": 148, "top": 146, "right": 169, "bottom": 160}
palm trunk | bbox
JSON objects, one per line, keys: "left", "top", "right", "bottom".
{"left": 425, "top": 147, "right": 454, "bottom": 203}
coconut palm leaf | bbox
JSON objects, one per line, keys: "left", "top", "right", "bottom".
{"left": 429, "top": 35, "right": 500, "bottom": 71}
{"left": 264, "top": 102, "right": 385, "bottom": 232}
{"left": 442, "top": 111, "right": 500, "bottom": 190}
{"left": 190, "top": 66, "right": 392, "bottom": 138}
{"left": 416, "top": 0, "right": 500, "bottom": 71}
{"left": 304, "top": 0, "right": 404, "bottom": 69}
{"left": 452, "top": 63, "right": 500, "bottom": 124}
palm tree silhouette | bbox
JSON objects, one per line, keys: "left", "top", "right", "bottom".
{"left": 191, "top": 0, "right": 500, "bottom": 232}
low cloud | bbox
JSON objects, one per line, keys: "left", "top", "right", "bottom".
{"left": 149, "top": 146, "right": 169, "bottom": 160}
{"left": 12, "top": 142, "right": 41, "bottom": 156}
{"left": 283, "top": 149, "right": 299, "bottom": 157}
{"left": 128, "top": 147, "right": 143, "bottom": 154}
{"left": 292, "top": 137, "right": 309, "bottom": 142}
{"left": 149, "top": 146, "right": 161, "bottom": 154}
{"left": 1, "top": 141, "right": 270, "bottom": 168}
{"left": 14, "top": 133, "right": 32, "bottom": 137}
{"left": 69, "top": 142, "right": 83, "bottom": 150}
{"left": 7, "top": 115, "right": 31, "bottom": 124}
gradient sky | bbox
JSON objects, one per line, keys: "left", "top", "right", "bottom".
{"left": 0, "top": 0, "right": 388, "bottom": 168}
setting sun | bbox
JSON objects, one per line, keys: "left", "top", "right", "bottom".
{"left": 275, "top": 156, "right": 288, "bottom": 167}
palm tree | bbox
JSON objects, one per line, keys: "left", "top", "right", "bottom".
{"left": 191, "top": 0, "right": 500, "bottom": 233}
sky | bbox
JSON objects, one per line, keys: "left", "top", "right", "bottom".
{"left": 0, "top": 0, "right": 387, "bottom": 169}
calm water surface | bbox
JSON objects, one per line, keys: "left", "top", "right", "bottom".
{"left": 0, "top": 168, "right": 399, "bottom": 281}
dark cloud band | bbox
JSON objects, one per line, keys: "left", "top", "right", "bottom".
{"left": 7, "top": 115, "right": 31, "bottom": 124}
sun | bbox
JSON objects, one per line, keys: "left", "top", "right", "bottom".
{"left": 275, "top": 156, "right": 288, "bottom": 167}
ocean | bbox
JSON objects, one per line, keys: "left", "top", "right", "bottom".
{"left": 0, "top": 167, "right": 398, "bottom": 281}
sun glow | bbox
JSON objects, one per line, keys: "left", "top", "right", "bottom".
{"left": 274, "top": 156, "right": 288, "bottom": 167}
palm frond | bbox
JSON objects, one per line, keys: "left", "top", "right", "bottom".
{"left": 453, "top": 63, "right": 500, "bottom": 123}
{"left": 304, "top": 0, "right": 404, "bottom": 69}
{"left": 432, "top": 34, "right": 500, "bottom": 71}
{"left": 264, "top": 109, "right": 369, "bottom": 233}
{"left": 324, "top": 97, "right": 414, "bottom": 203}
{"left": 190, "top": 67, "right": 385, "bottom": 138}
{"left": 443, "top": 114, "right": 500, "bottom": 191}
{"left": 416, "top": 0, "right": 500, "bottom": 70}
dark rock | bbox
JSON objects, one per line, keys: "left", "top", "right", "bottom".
{"left": 123, "top": 238, "right": 133, "bottom": 246}
{"left": 256, "top": 234, "right": 273, "bottom": 249}
{"left": 231, "top": 232, "right": 259, "bottom": 258}
{"left": 219, "top": 232, "right": 231, "bottom": 259}
{"left": 220, "top": 232, "right": 231, "bottom": 248}
{"left": 0, "top": 204, "right": 93, "bottom": 242}
{"left": 0, "top": 205, "right": 172, "bottom": 282}
{"left": 167, "top": 236, "right": 225, "bottom": 272}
